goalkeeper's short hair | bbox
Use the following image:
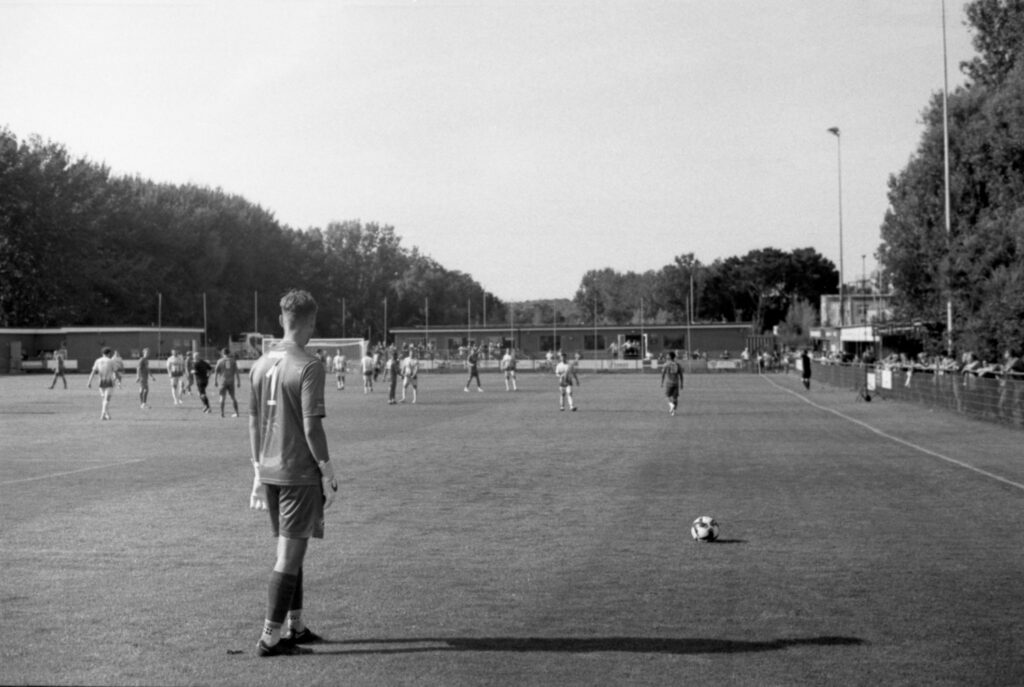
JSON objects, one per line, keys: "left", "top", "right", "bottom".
{"left": 279, "top": 289, "right": 318, "bottom": 322}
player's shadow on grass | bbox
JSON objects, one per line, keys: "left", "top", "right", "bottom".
{"left": 314, "top": 635, "right": 865, "bottom": 656}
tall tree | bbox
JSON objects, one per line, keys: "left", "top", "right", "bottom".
{"left": 879, "top": 0, "right": 1024, "bottom": 358}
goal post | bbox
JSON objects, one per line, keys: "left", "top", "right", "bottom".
{"left": 261, "top": 337, "right": 367, "bottom": 369}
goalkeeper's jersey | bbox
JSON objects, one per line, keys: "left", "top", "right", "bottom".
{"left": 249, "top": 341, "right": 326, "bottom": 487}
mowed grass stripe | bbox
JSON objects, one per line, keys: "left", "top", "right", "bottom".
{"left": 761, "top": 372, "right": 1024, "bottom": 492}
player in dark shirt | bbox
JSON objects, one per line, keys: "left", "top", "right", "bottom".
{"left": 192, "top": 355, "right": 214, "bottom": 414}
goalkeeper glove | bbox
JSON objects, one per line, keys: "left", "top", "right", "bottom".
{"left": 250, "top": 465, "right": 267, "bottom": 511}
{"left": 319, "top": 460, "right": 338, "bottom": 509}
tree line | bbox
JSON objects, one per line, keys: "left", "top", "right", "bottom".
{"left": 0, "top": 130, "right": 502, "bottom": 344}
{"left": 0, "top": 127, "right": 841, "bottom": 346}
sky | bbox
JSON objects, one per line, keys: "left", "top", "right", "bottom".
{"left": 0, "top": 0, "right": 978, "bottom": 302}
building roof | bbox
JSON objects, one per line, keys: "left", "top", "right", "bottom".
{"left": 391, "top": 322, "right": 751, "bottom": 333}
{"left": 0, "top": 326, "right": 204, "bottom": 335}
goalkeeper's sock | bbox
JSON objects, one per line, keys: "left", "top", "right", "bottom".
{"left": 260, "top": 619, "right": 283, "bottom": 647}
{"left": 263, "top": 570, "right": 299, "bottom": 645}
{"left": 288, "top": 568, "right": 304, "bottom": 632}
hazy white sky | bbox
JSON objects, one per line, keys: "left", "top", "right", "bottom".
{"left": 0, "top": 1, "right": 977, "bottom": 301}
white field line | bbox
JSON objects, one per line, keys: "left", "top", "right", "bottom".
{"left": 762, "top": 375, "right": 1024, "bottom": 493}
{"left": 0, "top": 459, "right": 145, "bottom": 486}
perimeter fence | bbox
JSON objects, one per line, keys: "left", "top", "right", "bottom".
{"left": 808, "top": 361, "right": 1024, "bottom": 430}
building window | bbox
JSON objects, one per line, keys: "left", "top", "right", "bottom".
{"left": 539, "top": 335, "right": 562, "bottom": 351}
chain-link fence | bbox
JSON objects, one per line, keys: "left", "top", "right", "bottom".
{"left": 807, "top": 362, "right": 1024, "bottom": 430}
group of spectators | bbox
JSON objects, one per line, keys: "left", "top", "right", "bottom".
{"left": 866, "top": 349, "right": 1024, "bottom": 382}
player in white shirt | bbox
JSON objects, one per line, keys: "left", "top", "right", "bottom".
{"left": 166, "top": 349, "right": 186, "bottom": 405}
{"left": 400, "top": 351, "right": 419, "bottom": 404}
{"left": 86, "top": 347, "right": 119, "bottom": 420}
{"left": 331, "top": 350, "right": 346, "bottom": 390}
{"left": 554, "top": 351, "right": 579, "bottom": 412}
{"left": 500, "top": 348, "right": 518, "bottom": 391}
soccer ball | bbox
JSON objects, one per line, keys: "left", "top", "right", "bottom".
{"left": 690, "top": 516, "right": 719, "bottom": 542}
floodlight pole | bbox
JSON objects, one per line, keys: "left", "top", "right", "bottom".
{"left": 828, "top": 127, "right": 846, "bottom": 333}
{"left": 942, "top": 0, "right": 954, "bottom": 356}
{"left": 202, "top": 291, "right": 207, "bottom": 354}
{"left": 157, "top": 291, "right": 163, "bottom": 358}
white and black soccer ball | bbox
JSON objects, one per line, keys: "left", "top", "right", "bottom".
{"left": 690, "top": 516, "right": 720, "bottom": 542}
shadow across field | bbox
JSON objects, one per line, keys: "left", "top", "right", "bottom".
{"left": 311, "top": 635, "right": 866, "bottom": 656}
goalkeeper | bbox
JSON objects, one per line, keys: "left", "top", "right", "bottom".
{"left": 248, "top": 289, "right": 339, "bottom": 657}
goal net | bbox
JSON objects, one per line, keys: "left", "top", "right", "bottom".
{"left": 261, "top": 338, "right": 367, "bottom": 371}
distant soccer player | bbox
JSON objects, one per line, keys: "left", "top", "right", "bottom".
{"left": 167, "top": 349, "right": 186, "bottom": 405}
{"left": 112, "top": 350, "right": 125, "bottom": 388}
{"left": 183, "top": 351, "right": 195, "bottom": 396}
{"left": 86, "top": 347, "right": 118, "bottom": 421}
{"left": 136, "top": 347, "right": 156, "bottom": 409}
{"left": 214, "top": 348, "right": 241, "bottom": 417}
{"left": 192, "top": 353, "right": 213, "bottom": 413}
{"left": 554, "top": 351, "right": 578, "bottom": 411}
{"left": 384, "top": 350, "right": 400, "bottom": 405}
{"left": 372, "top": 349, "right": 382, "bottom": 382}
{"left": 464, "top": 346, "right": 483, "bottom": 392}
{"left": 332, "top": 349, "right": 346, "bottom": 390}
{"left": 248, "top": 289, "right": 337, "bottom": 657}
{"left": 400, "top": 350, "right": 419, "bottom": 403}
{"left": 801, "top": 350, "right": 812, "bottom": 390}
{"left": 660, "top": 350, "right": 684, "bottom": 416}
{"left": 48, "top": 352, "right": 67, "bottom": 390}
{"left": 361, "top": 351, "right": 375, "bottom": 393}
{"left": 501, "top": 348, "right": 518, "bottom": 391}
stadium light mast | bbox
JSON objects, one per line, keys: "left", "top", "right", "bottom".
{"left": 827, "top": 126, "right": 846, "bottom": 332}
{"left": 640, "top": 297, "right": 645, "bottom": 361}
{"left": 687, "top": 268, "right": 694, "bottom": 370}
{"left": 157, "top": 292, "right": 163, "bottom": 358}
{"left": 942, "top": 0, "right": 954, "bottom": 356}
{"left": 553, "top": 302, "right": 557, "bottom": 354}
{"left": 202, "top": 292, "right": 207, "bottom": 354}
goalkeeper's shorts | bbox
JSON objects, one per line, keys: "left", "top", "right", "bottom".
{"left": 265, "top": 484, "right": 324, "bottom": 539}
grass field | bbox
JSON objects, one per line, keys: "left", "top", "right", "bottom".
{"left": 2, "top": 369, "right": 1023, "bottom": 686}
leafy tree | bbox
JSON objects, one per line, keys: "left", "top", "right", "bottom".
{"left": 0, "top": 129, "right": 498, "bottom": 343}
{"left": 963, "top": 0, "right": 1024, "bottom": 87}
{"left": 879, "top": 0, "right": 1024, "bottom": 358}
